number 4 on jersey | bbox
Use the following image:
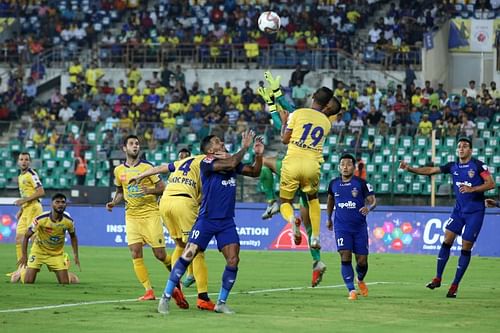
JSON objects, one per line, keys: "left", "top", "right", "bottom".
{"left": 179, "top": 158, "right": 195, "bottom": 176}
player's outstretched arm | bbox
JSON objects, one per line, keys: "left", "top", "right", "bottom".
{"left": 129, "top": 164, "right": 173, "bottom": 185}
{"left": 212, "top": 130, "right": 255, "bottom": 172}
{"left": 106, "top": 187, "right": 124, "bottom": 211}
{"left": 326, "top": 194, "right": 335, "bottom": 231}
{"left": 17, "top": 229, "right": 34, "bottom": 268}
{"left": 140, "top": 180, "right": 165, "bottom": 195}
{"left": 399, "top": 161, "right": 441, "bottom": 176}
{"left": 69, "top": 231, "right": 81, "bottom": 271}
{"left": 241, "top": 136, "right": 264, "bottom": 177}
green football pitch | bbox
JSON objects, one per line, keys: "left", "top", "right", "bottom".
{"left": 1, "top": 244, "right": 499, "bottom": 333}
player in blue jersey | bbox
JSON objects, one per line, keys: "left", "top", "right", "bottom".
{"left": 400, "top": 137, "right": 495, "bottom": 298}
{"left": 157, "top": 130, "right": 264, "bottom": 315}
{"left": 326, "top": 154, "right": 376, "bottom": 300}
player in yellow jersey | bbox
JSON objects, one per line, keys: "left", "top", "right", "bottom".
{"left": 106, "top": 135, "right": 187, "bottom": 307}
{"left": 280, "top": 87, "right": 341, "bottom": 249}
{"left": 17, "top": 193, "right": 80, "bottom": 284}
{"left": 7, "top": 152, "right": 45, "bottom": 276}
{"left": 129, "top": 147, "right": 230, "bottom": 311}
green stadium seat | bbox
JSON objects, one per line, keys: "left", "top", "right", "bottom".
{"left": 411, "top": 183, "right": 422, "bottom": 194}
{"left": 62, "top": 158, "right": 73, "bottom": 168}
{"left": 394, "top": 183, "right": 407, "bottom": 194}
{"left": 387, "top": 135, "right": 397, "bottom": 146}
{"left": 9, "top": 141, "right": 21, "bottom": 152}
{"left": 373, "top": 155, "right": 384, "bottom": 164}
{"left": 444, "top": 137, "right": 456, "bottom": 148}
{"left": 328, "top": 135, "right": 338, "bottom": 146}
{"left": 400, "top": 136, "right": 412, "bottom": 149}
{"left": 330, "top": 154, "right": 339, "bottom": 164}
{"left": 416, "top": 137, "right": 428, "bottom": 148}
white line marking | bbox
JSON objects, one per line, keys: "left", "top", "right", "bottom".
{"left": 0, "top": 281, "right": 393, "bottom": 313}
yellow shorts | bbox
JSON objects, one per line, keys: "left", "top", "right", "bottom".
{"left": 27, "top": 250, "right": 66, "bottom": 271}
{"left": 126, "top": 214, "right": 165, "bottom": 248}
{"left": 17, "top": 203, "right": 43, "bottom": 236}
{"left": 159, "top": 195, "right": 198, "bottom": 243}
{"left": 279, "top": 156, "right": 321, "bottom": 200}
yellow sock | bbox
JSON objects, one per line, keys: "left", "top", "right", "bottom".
{"left": 308, "top": 198, "right": 321, "bottom": 238}
{"left": 171, "top": 245, "right": 184, "bottom": 267}
{"left": 187, "top": 263, "right": 194, "bottom": 277}
{"left": 193, "top": 252, "right": 208, "bottom": 294}
{"left": 280, "top": 202, "right": 295, "bottom": 223}
{"left": 162, "top": 253, "right": 171, "bottom": 271}
{"left": 16, "top": 243, "right": 22, "bottom": 263}
{"left": 132, "top": 258, "right": 152, "bottom": 290}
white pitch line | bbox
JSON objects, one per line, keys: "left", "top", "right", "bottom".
{"left": 0, "top": 281, "right": 393, "bottom": 314}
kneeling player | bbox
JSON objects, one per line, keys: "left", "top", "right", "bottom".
{"left": 17, "top": 193, "right": 80, "bottom": 284}
{"left": 326, "top": 154, "right": 376, "bottom": 300}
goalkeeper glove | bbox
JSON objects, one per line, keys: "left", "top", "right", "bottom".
{"left": 257, "top": 87, "right": 277, "bottom": 112}
{"left": 264, "top": 71, "right": 282, "bottom": 98}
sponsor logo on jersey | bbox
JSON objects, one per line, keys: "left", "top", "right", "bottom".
{"left": 221, "top": 177, "right": 236, "bottom": 187}
{"left": 455, "top": 181, "right": 472, "bottom": 187}
{"left": 338, "top": 201, "right": 357, "bottom": 209}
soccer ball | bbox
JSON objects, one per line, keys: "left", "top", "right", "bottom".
{"left": 258, "top": 11, "right": 281, "bottom": 33}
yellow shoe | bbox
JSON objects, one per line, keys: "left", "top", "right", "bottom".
{"left": 357, "top": 279, "right": 368, "bottom": 297}
{"left": 348, "top": 290, "right": 358, "bottom": 300}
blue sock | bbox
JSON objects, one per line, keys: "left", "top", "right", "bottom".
{"left": 218, "top": 265, "right": 238, "bottom": 303}
{"left": 436, "top": 242, "right": 452, "bottom": 279}
{"left": 341, "top": 261, "right": 355, "bottom": 291}
{"left": 356, "top": 263, "right": 368, "bottom": 281}
{"left": 452, "top": 250, "right": 472, "bottom": 286}
{"left": 163, "top": 257, "right": 190, "bottom": 298}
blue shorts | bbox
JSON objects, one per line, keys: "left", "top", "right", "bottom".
{"left": 334, "top": 229, "right": 369, "bottom": 255}
{"left": 446, "top": 209, "right": 485, "bottom": 242}
{"left": 188, "top": 217, "right": 240, "bottom": 251}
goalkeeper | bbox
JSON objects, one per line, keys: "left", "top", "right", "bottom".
{"left": 257, "top": 71, "right": 326, "bottom": 287}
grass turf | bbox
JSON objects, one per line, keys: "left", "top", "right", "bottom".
{"left": 1, "top": 244, "right": 499, "bottom": 333}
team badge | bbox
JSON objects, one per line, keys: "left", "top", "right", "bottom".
{"left": 120, "top": 174, "right": 127, "bottom": 182}
{"left": 351, "top": 187, "right": 359, "bottom": 198}
{"left": 468, "top": 169, "right": 475, "bottom": 178}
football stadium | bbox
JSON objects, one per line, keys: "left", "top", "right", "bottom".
{"left": 1, "top": 0, "right": 500, "bottom": 332}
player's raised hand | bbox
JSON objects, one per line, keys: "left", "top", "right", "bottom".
{"left": 257, "top": 87, "right": 273, "bottom": 104}
{"left": 241, "top": 129, "right": 255, "bottom": 149}
{"left": 264, "top": 71, "right": 281, "bottom": 91}
{"left": 485, "top": 198, "right": 497, "bottom": 208}
{"left": 253, "top": 136, "right": 265, "bottom": 155}
{"left": 326, "top": 218, "right": 333, "bottom": 231}
{"left": 399, "top": 161, "right": 409, "bottom": 171}
{"left": 105, "top": 201, "right": 115, "bottom": 212}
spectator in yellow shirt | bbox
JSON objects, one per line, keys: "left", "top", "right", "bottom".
{"left": 349, "top": 84, "right": 359, "bottom": 100}
{"left": 160, "top": 108, "right": 175, "bottom": 129}
{"left": 85, "top": 62, "right": 104, "bottom": 91}
{"left": 249, "top": 98, "right": 263, "bottom": 112}
{"left": 115, "top": 80, "right": 126, "bottom": 95}
{"left": 127, "top": 81, "right": 138, "bottom": 96}
{"left": 127, "top": 64, "right": 142, "bottom": 86}
{"left": 132, "top": 91, "right": 144, "bottom": 105}
{"left": 230, "top": 87, "right": 241, "bottom": 105}
{"left": 411, "top": 87, "right": 423, "bottom": 107}
{"left": 223, "top": 81, "right": 232, "bottom": 96}
{"left": 334, "top": 81, "right": 346, "bottom": 98}
{"left": 417, "top": 113, "right": 433, "bottom": 136}
{"left": 68, "top": 59, "right": 83, "bottom": 85}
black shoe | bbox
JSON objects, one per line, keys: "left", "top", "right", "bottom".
{"left": 426, "top": 278, "right": 441, "bottom": 290}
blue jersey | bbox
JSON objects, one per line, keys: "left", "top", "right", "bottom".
{"left": 328, "top": 176, "right": 374, "bottom": 231}
{"left": 440, "top": 158, "right": 490, "bottom": 213}
{"left": 199, "top": 156, "right": 244, "bottom": 220}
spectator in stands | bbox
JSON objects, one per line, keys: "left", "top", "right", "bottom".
{"left": 460, "top": 115, "right": 476, "bottom": 138}
{"left": 348, "top": 112, "right": 364, "bottom": 134}
{"left": 58, "top": 102, "right": 74, "bottom": 122}
{"left": 417, "top": 113, "right": 433, "bottom": 137}
{"left": 466, "top": 80, "right": 478, "bottom": 98}
{"left": 428, "top": 105, "right": 442, "bottom": 124}
{"left": 290, "top": 64, "right": 309, "bottom": 87}
{"left": 291, "top": 80, "right": 310, "bottom": 108}
{"left": 332, "top": 115, "right": 346, "bottom": 135}
{"left": 366, "top": 106, "right": 382, "bottom": 126}
{"left": 74, "top": 155, "right": 88, "bottom": 186}
{"left": 410, "top": 106, "right": 423, "bottom": 132}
